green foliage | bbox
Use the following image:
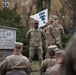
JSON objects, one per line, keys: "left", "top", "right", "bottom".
{"left": 0, "top": 8, "right": 21, "bottom": 23}
{"left": 0, "top": 8, "right": 29, "bottom": 57}
{"left": 36, "top": 0, "right": 44, "bottom": 12}
{"left": 16, "top": 25, "right": 29, "bottom": 57}
{"left": 61, "top": 34, "right": 72, "bottom": 48}
{"left": 71, "top": 0, "right": 76, "bottom": 9}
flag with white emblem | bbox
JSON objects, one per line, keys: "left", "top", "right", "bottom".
{"left": 30, "top": 9, "right": 48, "bottom": 27}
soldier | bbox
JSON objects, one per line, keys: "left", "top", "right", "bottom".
{"left": 26, "top": 21, "right": 45, "bottom": 66}
{"left": 47, "top": 45, "right": 59, "bottom": 58}
{"left": 40, "top": 45, "right": 59, "bottom": 75}
{"left": 0, "top": 42, "right": 31, "bottom": 75}
{"left": 51, "top": 15, "right": 64, "bottom": 49}
{"left": 45, "top": 50, "right": 65, "bottom": 75}
{"left": 43, "top": 17, "right": 56, "bottom": 58}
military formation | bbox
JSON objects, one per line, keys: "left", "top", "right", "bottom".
{"left": 0, "top": 15, "right": 65, "bottom": 75}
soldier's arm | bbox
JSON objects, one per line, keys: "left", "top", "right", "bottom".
{"left": 40, "top": 61, "right": 47, "bottom": 75}
{"left": 0, "top": 59, "right": 7, "bottom": 75}
{"left": 42, "top": 30, "right": 46, "bottom": 40}
{"left": 46, "top": 65, "right": 60, "bottom": 75}
{"left": 26, "top": 29, "right": 31, "bottom": 40}
{"left": 48, "top": 69, "right": 59, "bottom": 75}
{"left": 60, "top": 25, "right": 64, "bottom": 35}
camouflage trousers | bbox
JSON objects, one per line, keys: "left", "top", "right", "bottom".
{"left": 29, "top": 46, "right": 43, "bottom": 66}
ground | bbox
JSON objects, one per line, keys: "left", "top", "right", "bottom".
{"left": 31, "top": 61, "right": 40, "bottom": 75}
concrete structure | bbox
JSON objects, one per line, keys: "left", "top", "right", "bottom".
{"left": 0, "top": 26, "right": 17, "bottom": 61}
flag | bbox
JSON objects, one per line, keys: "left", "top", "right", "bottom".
{"left": 30, "top": 9, "right": 48, "bottom": 27}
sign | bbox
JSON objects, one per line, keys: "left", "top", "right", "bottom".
{"left": 0, "top": 26, "right": 17, "bottom": 49}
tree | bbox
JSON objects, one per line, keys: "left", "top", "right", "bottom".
{"left": 43, "top": 0, "right": 51, "bottom": 15}
{"left": 60, "top": 0, "right": 76, "bottom": 34}
{"left": 35, "top": 0, "right": 44, "bottom": 12}
{"left": 35, "top": 0, "right": 51, "bottom": 14}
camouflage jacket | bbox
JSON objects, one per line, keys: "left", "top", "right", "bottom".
{"left": 50, "top": 24, "right": 64, "bottom": 44}
{"left": 26, "top": 28, "right": 45, "bottom": 47}
{"left": 43, "top": 25, "right": 56, "bottom": 46}
{"left": 0, "top": 54, "right": 31, "bottom": 75}
{"left": 46, "top": 64, "right": 61, "bottom": 75}
{"left": 40, "top": 58, "right": 56, "bottom": 75}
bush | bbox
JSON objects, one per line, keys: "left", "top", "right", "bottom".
{"left": 61, "top": 34, "right": 72, "bottom": 48}
{"left": 0, "top": 8, "right": 29, "bottom": 57}
{"left": 0, "top": 8, "right": 21, "bottom": 24}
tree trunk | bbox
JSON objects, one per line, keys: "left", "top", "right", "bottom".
{"left": 72, "top": 9, "right": 76, "bottom": 34}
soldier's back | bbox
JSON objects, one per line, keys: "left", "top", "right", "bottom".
{"left": 6, "top": 54, "right": 29, "bottom": 69}
{"left": 41, "top": 58, "right": 56, "bottom": 68}
{"left": 40, "top": 58, "right": 56, "bottom": 75}
{"left": 46, "top": 64, "right": 61, "bottom": 75}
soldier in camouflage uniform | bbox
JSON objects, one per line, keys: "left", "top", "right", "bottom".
{"left": 45, "top": 50, "right": 65, "bottom": 75}
{"left": 51, "top": 15, "right": 64, "bottom": 49}
{"left": 26, "top": 21, "right": 45, "bottom": 66}
{"left": 43, "top": 18, "right": 55, "bottom": 46}
{"left": 43, "top": 18, "right": 56, "bottom": 58}
{"left": 0, "top": 42, "right": 31, "bottom": 75}
{"left": 40, "top": 45, "right": 59, "bottom": 75}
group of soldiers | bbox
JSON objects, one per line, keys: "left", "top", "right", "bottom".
{"left": 0, "top": 15, "right": 65, "bottom": 75}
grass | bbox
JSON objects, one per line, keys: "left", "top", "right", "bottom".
{"left": 31, "top": 61, "right": 40, "bottom": 75}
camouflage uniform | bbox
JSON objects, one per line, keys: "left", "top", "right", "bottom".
{"left": 47, "top": 45, "right": 59, "bottom": 58}
{"left": 43, "top": 18, "right": 55, "bottom": 48}
{"left": 50, "top": 24, "right": 64, "bottom": 49}
{"left": 43, "top": 18, "right": 56, "bottom": 58}
{"left": 45, "top": 50, "right": 65, "bottom": 75}
{"left": 40, "top": 58, "right": 56, "bottom": 75}
{"left": 40, "top": 45, "right": 59, "bottom": 75}
{"left": 46, "top": 64, "right": 61, "bottom": 75}
{"left": 51, "top": 15, "right": 64, "bottom": 49}
{"left": 0, "top": 54, "right": 31, "bottom": 75}
{"left": 26, "top": 28, "right": 45, "bottom": 65}
{"left": 0, "top": 42, "right": 31, "bottom": 75}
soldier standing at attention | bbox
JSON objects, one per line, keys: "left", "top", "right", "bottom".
{"left": 43, "top": 18, "right": 56, "bottom": 58}
{"left": 26, "top": 21, "right": 45, "bottom": 66}
{"left": 51, "top": 15, "right": 64, "bottom": 49}
{"left": 0, "top": 42, "right": 31, "bottom": 75}
{"left": 40, "top": 45, "right": 59, "bottom": 75}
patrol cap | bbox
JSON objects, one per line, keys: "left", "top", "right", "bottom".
{"left": 55, "top": 50, "right": 65, "bottom": 57}
{"left": 48, "top": 45, "right": 58, "bottom": 51}
{"left": 34, "top": 20, "right": 39, "bottom": 24}
{"left": 51, "top": 15, "right": 58, "bottom": 20}
{"left": 14, "top": 42, "right": 23, "bottom": 49}
{"left": 54, "top": 47, "right": 59, "bottom": 51}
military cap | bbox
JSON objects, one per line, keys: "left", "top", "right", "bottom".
{"left": 51, "top": 15, "right": 58, "bottom": 19}
{"left": 34, "top": 20, "right": 39, "bottom": 24}
{"left": 48, "top": 45, "right": 58, "bottom": 52}
{"left": 14, "top": 42, "right": 23, "bottom": 49}
{"left": 55, "top": 50, "right": 65, "bottom": 57}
